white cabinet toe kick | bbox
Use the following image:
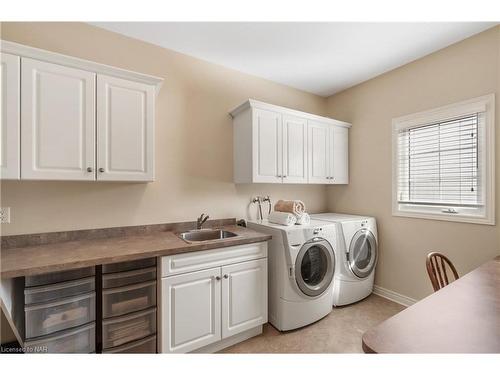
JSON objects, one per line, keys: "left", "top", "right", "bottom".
{"left": 160, "top": 242, "right": 268, "bottom": 353}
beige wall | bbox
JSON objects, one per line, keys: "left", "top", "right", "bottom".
{"left": 326, "top": 26, "right": 500, "bottom": 300}
{"left": 0, "top": 22, "right": 328, "bottom": 236}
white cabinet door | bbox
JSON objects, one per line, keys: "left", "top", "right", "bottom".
{"left": 252, "top": 108, "right": 282, "bottom": 183}
{"left": 161, "top": 267, "right": 221, "bottom": 353}
{"left": 283, "top": 115, "right": 307, "bottom": 184}
{"left": 221, "top": 258, "right": 267, "bottom": 339}
{"left": 97, "top": 75, "right": 155, "bottom": 181}
{"left": 0, "top": 53, "right": 20, "bottom": 180}
{"left": 308, "top": 120, "right": 330, "bottom": 183}
{"left": 331, "top": 126, "right": 349, "bottom": 184}
{"left": 21, "top": 58, "right": 96, "bottom": 180}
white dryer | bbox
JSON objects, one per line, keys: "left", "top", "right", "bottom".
{"left": 247, "top": 219, "right": 337, "bottom": 331}
{"left": 311, "top": 213, "right": 378, "bottom": 306}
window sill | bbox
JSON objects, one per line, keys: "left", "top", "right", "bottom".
{"left": 392, "top": 208, "right": 495, "bottom": 225}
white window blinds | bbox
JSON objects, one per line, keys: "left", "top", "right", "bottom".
{"left": 397, "top": 113, "right": 483, "bottom": 208}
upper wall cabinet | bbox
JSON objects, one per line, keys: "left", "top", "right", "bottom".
{"left": 283, "top": 115, "right": 308, "bottom": 184}
{"left": 0, "top": 53, "right": 20, "bottom": 180}
{"left": 0, "top": 40, "right": 163, "bottom": 182}
{"left": 21, "top": 58, "right": 96, "bottom": 180}
{"left": 330, "top": 126, "right": 349, "bottom": 184}
{"left": 250, "top": 108, "right": 283, "bottom": 183}
{"left": 308, "top": 120, "right": 349, "bottom": 184}
{"left": 97, "top": 75, "right": 155, "bottom": 181}
{"left": 230, "top": 100, "right": 350, "bottom": 185}
{"left": 308, "top": 120, "right": 330, "bottom": 184}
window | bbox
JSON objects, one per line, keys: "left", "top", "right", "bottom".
{"left": 392, "top": 95, "right": 495, "bottom": 224}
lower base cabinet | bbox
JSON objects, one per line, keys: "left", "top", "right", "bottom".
{"left": 221, "top": 259, "right": 268, "bottom": 339}
{"left": 161, "top": 243, "right": 268, "bottom": 353}
{"left": 162, "top": 267, "right": 222, "bottom": 353}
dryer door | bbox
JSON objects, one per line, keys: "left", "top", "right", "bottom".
{"left": 347, "top": 229, "right": 377, "bottom": 279}
{"left": 295, "top": 239, "right": 335, "bottom": 297}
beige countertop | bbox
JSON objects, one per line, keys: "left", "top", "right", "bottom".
{"left": 0, "top": 225, "right": 271, "bottom": 278}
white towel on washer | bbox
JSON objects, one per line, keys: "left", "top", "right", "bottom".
{"left": 295, "top": 212, "right": 311, "bottom": 225}
{"left": 268, "top": 211, "right": 297, "bottom": 226}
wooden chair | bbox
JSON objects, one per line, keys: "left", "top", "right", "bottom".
{"left": 426, "top": 252, "right": 459, "bottom": 292}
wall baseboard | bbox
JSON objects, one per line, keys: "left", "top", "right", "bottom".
{"left": 373, "top": 285, "right": 418, "bottom": 307}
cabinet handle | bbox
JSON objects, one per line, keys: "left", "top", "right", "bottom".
{"left": 283, "top": 175, "right": 287, "bottom": 178}
{"left": 98, "top": 168, "right": 105, "bottom": 173}
{"left": 223, "top": 274, "right": 229, "bottom": 279}
{"left": 87, "top": 167, "right": 93, "bottom": 172}
{"left": 215, "top": 276, "right": 221, "bottom": 281}
{"left": 277, "top": 175, "right": 282, "bottom": 178}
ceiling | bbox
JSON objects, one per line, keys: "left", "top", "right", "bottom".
{"left": 91, "top": 22, "right": 496, "bottom": 97}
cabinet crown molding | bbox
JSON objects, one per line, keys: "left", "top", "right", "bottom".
{"left": 1, "top": 40, "right": 163, "bottom": 94}
{"left": 229, "top": 99, "right": 351, "bottom": 128}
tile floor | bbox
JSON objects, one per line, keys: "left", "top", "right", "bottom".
{"left": 220, "top": 294, "right": 405, "bottom": 353}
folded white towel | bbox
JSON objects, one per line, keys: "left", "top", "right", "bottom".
{"left": 268, "top": 211, "right": 297, "bottom": 226}
{"left": 295, "top": 212, "right": 311, "bottom": 225}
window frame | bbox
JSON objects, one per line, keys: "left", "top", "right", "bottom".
{"left": 392, "top": 94, "right": 495, "bottom": 225}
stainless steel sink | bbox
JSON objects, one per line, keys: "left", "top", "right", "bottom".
{"left": 178, "top": 229, "right": 238, "bottom": 242}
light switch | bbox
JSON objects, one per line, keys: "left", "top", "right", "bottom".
{"left": 0, "top": 207, "right": 11, "bottom": 224}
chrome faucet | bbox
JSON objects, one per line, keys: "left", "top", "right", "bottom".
{"left": 196, "top": 213, "right": 210, "bottom": 230}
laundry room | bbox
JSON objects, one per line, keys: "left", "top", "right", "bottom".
{"left": 1, "top": 2, "right": 499, "bottom": 375}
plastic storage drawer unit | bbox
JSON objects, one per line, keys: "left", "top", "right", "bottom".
{"left": 102, "top": 267, "right": 156, "bottom": 289}
{"left": 25, "top": 292, "right": 96, "bottom": 338}
{"left": 102, "top": 258, "right": 156, "bottom": 274}
{"left": 102, "top": 281, "right": 156, "bottom": 319}
{"left": 24, "top": 322, "right": 96, "bottom": 353}
{"left": 25, "top": 267, "right": 95, "bottom": 287}
{"left": 102, "top": 335, "right": 156, "bottom": 354}
{"left": 102, "top": 307, "right": 156, "bottom": 349}
{"left": 25, "top": 277, "right": 95, "bottom": 305}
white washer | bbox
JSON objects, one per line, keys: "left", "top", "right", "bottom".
{"left": 311, "top": 213, "right": 378, "bottom": 306}
{"left": 247, "top": 219, "right": 337, "bottom": 331}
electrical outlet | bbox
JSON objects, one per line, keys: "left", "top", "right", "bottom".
{"left": 0, "top": 207, "right": 11, "bottom": 224}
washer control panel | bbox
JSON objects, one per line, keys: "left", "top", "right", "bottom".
{"left": 285, "top": 224, "right": 336, "bottom": 248}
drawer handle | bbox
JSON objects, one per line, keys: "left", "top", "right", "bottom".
{"left": 215, "top": 276, "right": 221, "bottom": 281}
{"left": 223, "top": 274, "right": 228, "bottom": 279}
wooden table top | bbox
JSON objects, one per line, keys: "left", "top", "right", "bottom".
{"left": 362, "top": 256, "right": 500, "bottom": 353}
{"left": 0, "top": 225, "right": 271, "bottom": 278}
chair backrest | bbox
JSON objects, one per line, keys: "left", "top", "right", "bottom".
{"left": 426, "top": 252, "right": 459, "bottom": 292}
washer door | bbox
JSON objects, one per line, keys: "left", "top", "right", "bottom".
{"left": 295, "top": 239, "right": 335, "bottom": 297}
{"left": 348, "top": 229, "right": 377, "bottom": 279}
